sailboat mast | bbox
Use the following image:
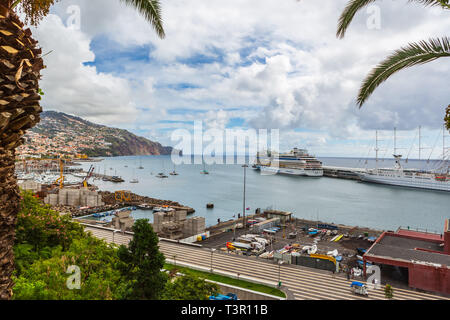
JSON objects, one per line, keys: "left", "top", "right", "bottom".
{"left": 394, "top": 127, "right": 397, "bottom": 156}
{"left": 375, "top": 130, "right": 379, "bottom": 169}
{"left": 419, "top": 126, "right": 421, "bottom": 161}
{"left": 444, "top": 124, "right": 446, "bottom": 162}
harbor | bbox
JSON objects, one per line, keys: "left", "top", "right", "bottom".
{"left": 15, "top": 154, "right": 450, "bottom": 296}
{"left": 17, "top": 155, "right": 450, "bottom": 232}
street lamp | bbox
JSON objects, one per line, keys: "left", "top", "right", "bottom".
{"left": 242, "top": 164, "right": 248, "bottom": 229}
{"left": 210, "top": 248, "right": 216, "bottom": 272}
{"left": 278, "top": 260, "right": 284, "bottom": 288}
{"left": 173, "top": 255, "right": 177, "bottom": 268}
{"left": 112, "top": 230, "right": 119, "bottom": 244}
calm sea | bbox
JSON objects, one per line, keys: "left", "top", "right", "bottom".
{"left": 75, "top": 156, "right": 449, "bottom": 233}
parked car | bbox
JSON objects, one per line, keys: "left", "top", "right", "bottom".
{"left": 350, "top": 281, "right": 369, "bottom": 296}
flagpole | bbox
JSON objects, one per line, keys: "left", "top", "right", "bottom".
{"left": 242, "top": 164, "right": 248, "bottom": 229}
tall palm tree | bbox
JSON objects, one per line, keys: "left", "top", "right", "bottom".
{"left": 337, "top": 0, "right": 449, "bottom": 128}
{"left": 0, "top": 0, "right": 165, "bottom": 300}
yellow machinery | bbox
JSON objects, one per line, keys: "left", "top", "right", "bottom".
{"left": 115, "top": 190, "right": 132, "bottom": 202}
{"left": 54, "top": 157, "right": 64, "bottom": 189}
{"left": 310, "top": 253, "right": 337, "bottom": 265}
{"left": 82, "top": 165, "right": 95, "bottom": 188}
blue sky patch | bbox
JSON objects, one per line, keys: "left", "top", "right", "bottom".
{"left": 83, "top": 36, "right": 154, "bottom": 74}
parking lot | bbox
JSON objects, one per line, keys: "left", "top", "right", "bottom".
{"left": 198, "top": 216, "right": 382, "bottom": 273}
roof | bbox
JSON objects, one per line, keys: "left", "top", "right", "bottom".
{"left": 264, "top": 210, "right": 292, "bottom": 216}
{"left": 365, "top": 233, "right": 450, "bottom": 267}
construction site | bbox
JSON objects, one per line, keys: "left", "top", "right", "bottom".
{"left": 153, "top": 210, "right": 206, "bottom": 240}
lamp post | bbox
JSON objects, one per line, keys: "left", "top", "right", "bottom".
{"left": 278, "top": 260, "right": 284, "bottom": 288}
{"left": 173, "top": 255, "right": 177, "bottom": 268}
{"left": 112, "top": 230, "right": 119, "bottom": 244}
{"left": 242, "top": 164, "right": 248, "bottom": 229}
{"left": 210, "top": 248, "right": 216, "bottom": 272}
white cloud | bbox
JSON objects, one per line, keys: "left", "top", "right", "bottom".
{"left": 28, "top": 0, "right": 450, "bottom": 156}
{"left": 33, "top": 14, "right": 139, "bottom": 125}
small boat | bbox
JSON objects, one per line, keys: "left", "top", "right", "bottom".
{"left": 138, "top": 203, "right": 153, "bottom": 210}
{"left": 153, "top": 207, "right": 163, "bottom": 212}
{"left": 130, "top": 178, "right": 139, "bottom": 183}
{"left": 156, "top": 172, "right": 168, "bottom": 178}
{"left": 327, "top": 249, "right": 338, "bottom": 257}
{"left": 334, "top": 234, "right": 344, "bottom": 242}
{"left": 169, "top": 170, "right": 178, "bottom": 176}
{"left": 330, "top": 235, "right": 339, "bottom": 242}
{"left": 206, "top": 203, "right": 214, "bottom": 209}
{"left": 110, "top": 176, "right": 124, "bottom": 183}
{"left": 138, "top": 159, "right": 144, "bottom": 169}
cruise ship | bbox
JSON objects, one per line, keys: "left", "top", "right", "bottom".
{"left": 255, "top": 148, "right": 323, "bottom": 177}
{"left": 357, "top": 155, "right": 450, "bottom": 192}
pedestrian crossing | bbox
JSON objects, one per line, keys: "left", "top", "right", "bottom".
{"left": 84, "top": 226, "right": 448, "bottom": 300}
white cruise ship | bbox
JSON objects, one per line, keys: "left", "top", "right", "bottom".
{"left": 358, "top": 155, "right": 450, "bottom": 192}
{"left": 255, "top": 148, "right": 323, "bottom": 177}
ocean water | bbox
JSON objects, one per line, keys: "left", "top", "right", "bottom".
{"left": 75, "top": 156, "right": 449, "bottom": 233}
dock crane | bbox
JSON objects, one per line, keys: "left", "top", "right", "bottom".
{"left": 82, "top": 165, "right": 95, "bottom": 188}
{"left": 54, "top": 156, "right": 65, "bottom": 189}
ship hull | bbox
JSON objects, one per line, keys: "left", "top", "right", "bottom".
{"left": 260, "top": 166, "right": 323, "bottom": 177}
{"left": 358, "top": 173, "right": 450, "bottom": 192}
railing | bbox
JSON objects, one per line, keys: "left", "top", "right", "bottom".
{"left": 398, "top": 226, "right": 441, "bottom": 235}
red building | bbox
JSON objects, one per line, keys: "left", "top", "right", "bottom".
{"left": 363, "top": 219, "right": 450, "bottom": 295}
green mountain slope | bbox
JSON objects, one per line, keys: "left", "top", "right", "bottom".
{"left": 23, "top": 111, "right": 172, "bottom": 157}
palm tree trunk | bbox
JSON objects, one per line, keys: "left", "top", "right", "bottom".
{"left": 0, "top": 10, "right": 44, "bottom": 299}
{"left": 0, "top": 147, "right": 19, "bottom": 300}
{"left": 0, "top": 1, "right": 11, "bottom": 17}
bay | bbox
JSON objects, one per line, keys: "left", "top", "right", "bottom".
{"left": 75, "top": 155, "right": 449, "bottom": 233}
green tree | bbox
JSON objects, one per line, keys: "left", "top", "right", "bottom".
{"left": 16, "top": 191, "right": 85, "bottom": 251}
{"left": 162, "top": 275, "right": 219, "bottom": 300}
{"left": 117, "top": 219, "right": 168, "bottom": 300}
{"left": 336, "top": 0, "right": 449, "bottom": 128}
{"left": 384, "top": 284, "right": 394, "bottom": 299}
{"left": 0, "top": 0, "right": 165, "bottom": 299}
{"left": 13, "top": 237, "right": 125, "bottom": 300}
{"left": 445, "top": 105, "right": 450, "bottom": 129}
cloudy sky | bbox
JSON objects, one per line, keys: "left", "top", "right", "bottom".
{"left": 29, "top": 0, "right": 450, "bottom": 158}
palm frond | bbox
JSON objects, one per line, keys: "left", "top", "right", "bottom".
{"left": 120, "top": 0, "right": 165, "bottom": 39}
{"left": 337, "top": 0, "right": 446, "bottom": 39}
{"left": 357, "top": 37, "right": 450, "bottom": 107}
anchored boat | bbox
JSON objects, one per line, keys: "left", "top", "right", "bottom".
{"left": 256, "top": 148, "right": 323, "bottom": 177}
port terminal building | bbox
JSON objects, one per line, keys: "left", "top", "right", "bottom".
{"left": 363, "top": 219, "right": 450, "bottom": 295}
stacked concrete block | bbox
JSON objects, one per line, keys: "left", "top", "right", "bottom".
{"left": 67, "top": 189, "right": 80, "bottom": 207}
{"left": 18, "top": 181, "right": 42, "bottom": 193}
{"left": 192, "top": 216, "right": 206, "bottom": 235}
{"left": 175, "top": 210, "right": 187, "bottom": 222}
{"left": 48, "top": 194, "right": 59, "bottom": 206}
{"left": 112, "top": 210, "right": 134, "bottom": 232}
{"left": 58, "top": 189, "right": 69, "bottom": 206}
{"left": 182, "top": 219, "right": 194, "bottom": 237}
{"left": 97, "top": 195, "right": 104, "bottom": 207}
{"left": 153, "top": 212, "right": 164, "bottom": 233}
{"left": 86, "top": 195, "right": 98, "bottom": 207}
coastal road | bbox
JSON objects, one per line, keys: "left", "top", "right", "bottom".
{"left": 84, "top": 225, "right": 448, "bottom": 301}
